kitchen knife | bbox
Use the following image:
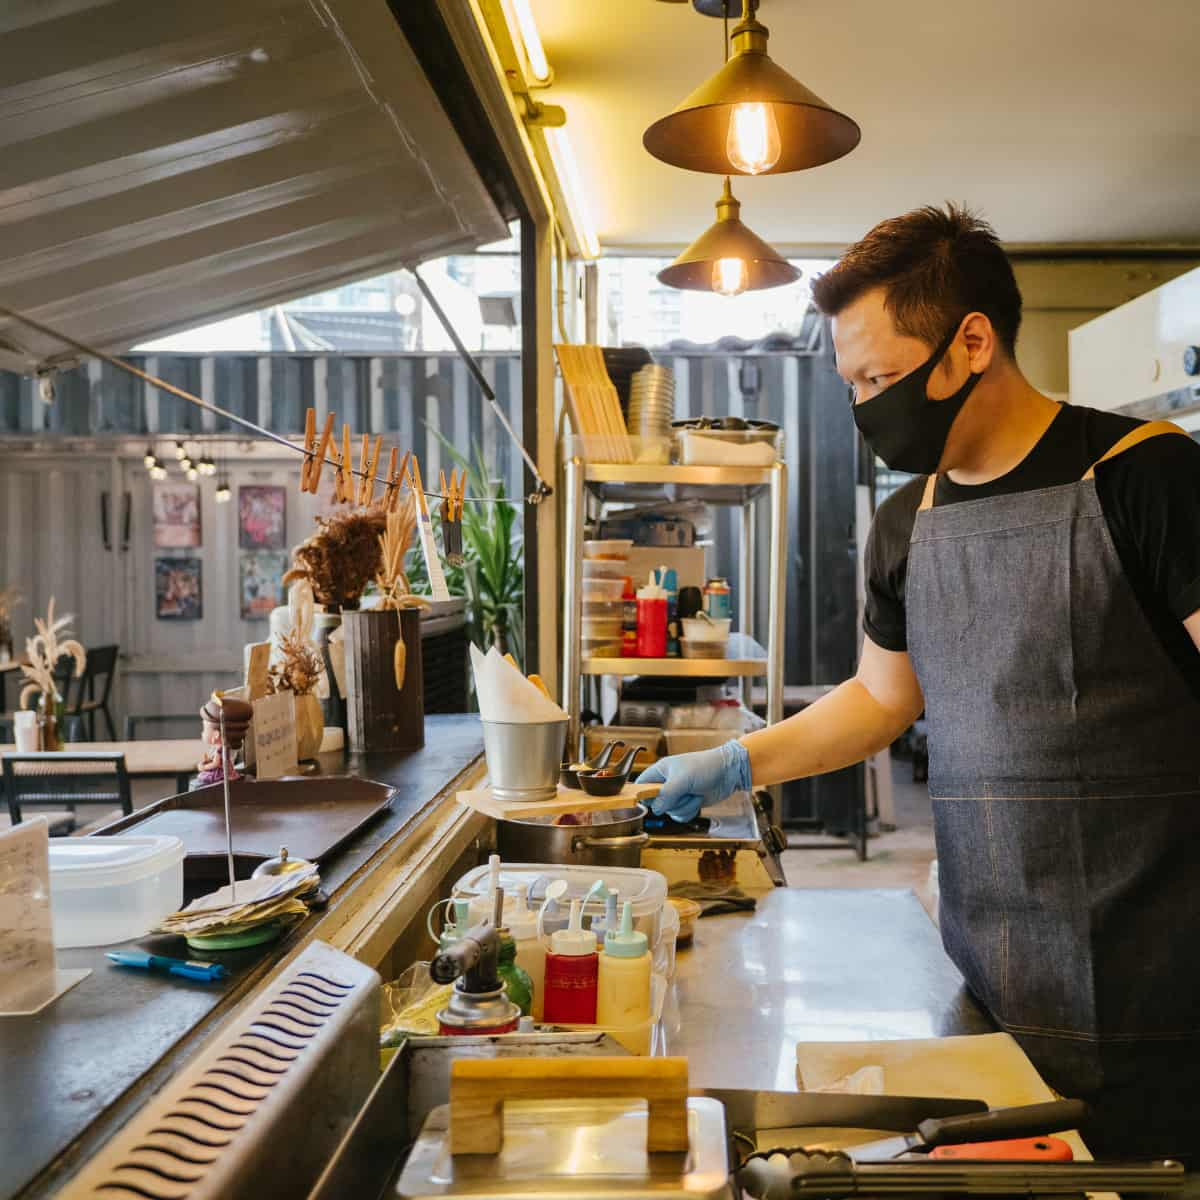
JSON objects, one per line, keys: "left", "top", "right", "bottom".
{"left": 850, "top": 1098, "right": 1089, "bottom": 1162}
{"left": 930, "top": 1135, "right": 1074, "bottom": 1161}
{"left": 698, "top": 1087, "right": 987, "bottom": 1136}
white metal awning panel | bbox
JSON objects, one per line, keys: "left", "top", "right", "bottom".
{"left": 0, "top": 0, "right": 507, "bottom": 373}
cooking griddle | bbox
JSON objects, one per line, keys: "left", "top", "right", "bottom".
{"left": 99, "top": 777, "right": 394, "bottom": 884}
{"left": 644, "top": 790, "right": 761, "bottom": 849}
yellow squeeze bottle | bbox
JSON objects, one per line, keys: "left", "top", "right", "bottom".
{"left": 596, "top": 901, "right": 652, "bottom": 1054}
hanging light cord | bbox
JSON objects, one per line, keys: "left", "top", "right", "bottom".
{"left": 0, "top": 300, "right": 528, "bottom": 507}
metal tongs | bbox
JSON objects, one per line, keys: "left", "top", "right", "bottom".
{"left": 440, "top": 468, "right": 465, "bottom": 566}
{"left": 733, "top": 1098, "right": 1187, "bottom": 1197}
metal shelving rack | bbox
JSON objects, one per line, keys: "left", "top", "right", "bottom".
{"left": 561, "top": 457, "right": 788, "bottom": 752}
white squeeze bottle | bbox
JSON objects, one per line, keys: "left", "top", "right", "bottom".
{"left": 509, "top": 884, "right": 547, "bottom": 1021}
{"left": 596, "top": 900, "right": 652, "bottom": 1054}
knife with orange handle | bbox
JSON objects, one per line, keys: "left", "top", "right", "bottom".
{"left": 929, "top": 1136, "right": 1074, "bottom": 1161}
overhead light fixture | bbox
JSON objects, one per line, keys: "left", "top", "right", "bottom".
{"left": 149, "top": 462, "right": 167, "bottom": 481}
{"left": 198, "top": 457, "right": 216, "bottom": 477}
{"left": 544, "top": 126, "right": 600, "bottom": 259}
{"left": 143, "top": 446, "right": 156, "bottom": 469}
{"left": 643, "top": 0, "right": 860, "bottom": 175}
{"left": 657, "top": 178, "right": 799, "bottom": 296}
{"left": 508, "top": 0, "right": 552, "bottom": 84}
{"left": 215, "top": 479, "right": 232, "bottom": 503}
{"left": 174, "top": 440, "right": 187, "bottom": 461}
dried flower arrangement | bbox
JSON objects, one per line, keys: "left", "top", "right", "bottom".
{"left": 283, "top": 502, "right": 388, "bottom": 610}
{"left": 271, "top": 627, "right": 324, "bottom": 696}
{"left": 19, "top": 597, "right": 86, "bottom": 709}
{"left": 0, "top": 586, "right": 22, "bottom": 623}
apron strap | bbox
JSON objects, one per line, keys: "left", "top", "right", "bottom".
{"left": 1082, "top": 420, "right": 1190, "bottom": 480}
{"left": 917, "top": 473, "right": 938, "bottom": 512}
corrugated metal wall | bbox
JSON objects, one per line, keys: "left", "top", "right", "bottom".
{"left": 0, "top": 347, "right": 858, "bottom": 729}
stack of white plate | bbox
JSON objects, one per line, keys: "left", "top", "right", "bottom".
{"left": 626, "top": 364, "right": 675, "bottom": 441}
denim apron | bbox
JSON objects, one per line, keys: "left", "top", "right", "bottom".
{"left": 906, "top": 421, "right": 1200, "bottom": 1157}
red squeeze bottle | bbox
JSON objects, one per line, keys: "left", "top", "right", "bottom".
{"left": 541, "top": 899, "right": 598, "bottom": 1024}
{"left": 635, "top": 571, "right": 668, "bottom": 658}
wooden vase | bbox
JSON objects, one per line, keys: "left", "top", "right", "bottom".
{"left": 38, "top": 692, "right": 63, "bottom": 752}
{"left": 342, "top": 608, "right": 424, "bottom": 752}
{"left": 294, "top": 692, "right": 324, "bottom": 760}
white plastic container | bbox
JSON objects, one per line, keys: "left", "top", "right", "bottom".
{"left": 48, "top": 836, "right": 185, "bottom": 947}
{"left": 453, "top": 862, "right": 669, "bottom": 949}
{"left": 680, "top": 616, "right": 732, "bottom": 642}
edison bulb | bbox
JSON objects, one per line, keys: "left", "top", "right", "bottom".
{"left": 143, "top": 449, "right": 156, "bottom": 469}
{"left": 713, "top": 257, "right": 748, "bottom": 297}
{"left": 727, "top": 102, "right": 781, "bottom": 175}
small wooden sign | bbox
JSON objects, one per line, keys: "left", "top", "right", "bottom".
{"left": 252, "top": 691, "right": 298, "bottom": 780}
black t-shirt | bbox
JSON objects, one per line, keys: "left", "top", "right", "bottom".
{"left": 865, "top": 404, "right": 1200, "bottom": 701}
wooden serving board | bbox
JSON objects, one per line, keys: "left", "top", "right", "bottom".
{"left": 457, "top": 781, "right": 661, "bottom": 821}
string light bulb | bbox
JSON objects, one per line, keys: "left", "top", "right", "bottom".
{"left": 143, "top": 446, "right": 156, "bottom": 469}
{"left": 149, "top": 462, "right": 167, "bottom": 481}
{"left": 726, "top": 101, "right": 781, "bottom": 175}
{"left": 186, "top": 465, "right": 199, "bottom": 482}
{"left": 174, "top": 441, "right": 187, "bottom": 461}
{"left": 215, "top": 480, "right": 232, "bottom": 503}
{"left": 198, "top": 457, "right": 216, "bottom": 477}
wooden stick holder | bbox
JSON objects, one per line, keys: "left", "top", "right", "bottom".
{"left": 448, "top": 1056, "right": 690, "bottom": 1156}
{"left": 342, "top": 608, "right": 424, "bottom": 752}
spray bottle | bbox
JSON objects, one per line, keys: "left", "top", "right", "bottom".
{"left": 542, "top": 899, "right": 599, "bottom": 1024}
{"left": 596, "top": 900, "right": 653, "bottom": 1054}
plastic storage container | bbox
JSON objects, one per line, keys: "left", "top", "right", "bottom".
{"left": 582, "top": 616, "right": 623, "bottom": 639}
{"left": 582, "top": 559, "right": 627, "bottom": 581}
{"left": 582, "top": 635, "right": 624, "bottom": 658}
{"left": 581, "top": 577, "right": 626, "bottom": 602}
{"left": 453, "top": 863, "right": 669, "bottom": 949}
{"left": 583, "top": 539, "right": 634, "bottom": 560}
{"left": 48, "top": 835, "right": 185, "bottom": 947}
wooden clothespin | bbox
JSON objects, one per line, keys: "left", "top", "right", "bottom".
{"left": 301, "top": 408, "right": 316, "bottom": 492}
{"left": 338, "top": 424, "right": 353, "bottom": 504}
{"left": 355, "top": 433, "right": 370, "bottom": 506}
{"left": 362, "top": 435, "right": 382, "bottom": 506}
{"left": 392, "top": 450, "right": 412, "bottom": 512}
{"left": 306, "top": 412, "right": 336, "bottom": 495}
{"left": 382, "top": 446, "right": 399, "bottom": 510}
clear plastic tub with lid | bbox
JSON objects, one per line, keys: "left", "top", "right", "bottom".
{"left": 48, "top": 835, "right": 185, "bottom": 947}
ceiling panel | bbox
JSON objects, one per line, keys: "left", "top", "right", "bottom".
{"left": 529, "top": 0, "right": 1200, "bottom": 252}
{"left": 0, "top": 0, "right": 506, "bottom": 373}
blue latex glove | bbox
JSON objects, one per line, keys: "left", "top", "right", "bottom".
{"left": 635, "top": 741, "right": 752, "bottom": 823}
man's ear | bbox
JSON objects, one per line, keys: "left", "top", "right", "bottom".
{"left": 960, "top": 311, "right": 997, "bottom": 373}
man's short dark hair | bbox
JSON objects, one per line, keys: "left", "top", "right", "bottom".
{"left": 810, "top": 204, "right": 1022, "bottom": 356}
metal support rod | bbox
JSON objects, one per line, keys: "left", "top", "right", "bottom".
{"left": 407, "top": 266, "right": 552, "bottom": 504}
{"left": 219, "top": 708, "right": 236, "bottom": 903}
{"left": 740, "top": 496, "right": 756, "bottom": 709}
{"left": 562, "top": 455, "right": 586, "bottom": 752}
{"left": 767, "top": 462, "right": 788, "bottom": 815}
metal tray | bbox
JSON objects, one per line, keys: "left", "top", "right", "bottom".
{"left": 97, "top": 776, "right": 395, "bottom": 885}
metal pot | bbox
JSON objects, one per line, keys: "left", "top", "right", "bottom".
{"left": 495, "top": 805, "right": 649, "bottom": 868}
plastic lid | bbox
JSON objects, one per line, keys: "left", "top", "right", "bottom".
{"left": 604, "top": 900, "right": 649, "bottom": 959}
{"left": 48, "top": 836, "right": 184, "bottom": 891}
{"left": 549, "top": 899, "right": 596, "bottom": 957}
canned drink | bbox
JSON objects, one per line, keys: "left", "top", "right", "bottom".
{"left": 704, "top": 577, "right": 732, "bottom": 621}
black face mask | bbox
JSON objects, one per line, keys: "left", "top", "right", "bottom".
{"left": 851, "top": 324, "right": 982, "bottom": 475}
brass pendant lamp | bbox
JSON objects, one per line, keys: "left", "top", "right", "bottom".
{"left": 657, "top": 178, "right": 799, "bottom": 296}
{"left": 644, "top": 0, "right": 860, "bottom": 175}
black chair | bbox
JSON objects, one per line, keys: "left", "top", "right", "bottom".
{"left": 2, "top": 751, "right": 132, "bottom": 832}
{"left": 70, "top": 644, "right": 119, "bottom": 741}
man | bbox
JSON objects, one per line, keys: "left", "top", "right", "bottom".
{"left": 640, "top": 205, "right": 1200, "bottom": 1158}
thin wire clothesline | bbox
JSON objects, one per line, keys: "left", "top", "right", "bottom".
{"left": 0, "top": 301, "right": 524, "bottom": 507}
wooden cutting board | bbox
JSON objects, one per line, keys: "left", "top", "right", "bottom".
{"left": 457, "top": 781, "right": 661, "bottom": 821}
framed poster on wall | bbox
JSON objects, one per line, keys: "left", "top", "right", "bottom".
{"left": 238, "top": 485, "right": 286, "bottom": 550}
{"left": 153, "top": 482, "right": 201, "bottom": 548}
{"left": 240, "top": 550, "right": 287, "bottom": 620}
{"left": 155, "top": 557, "right": 202, "bottom": 620}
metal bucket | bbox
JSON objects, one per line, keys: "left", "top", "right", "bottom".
{"left": 495, "top": 805, "right": 649, "bottom": 869}
{"left": 481, "top": 719, "right": 568, "bottom": 803}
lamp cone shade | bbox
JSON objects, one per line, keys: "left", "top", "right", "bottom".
{"left": 643, "top": 11, "right": 860, "bottom": 174}
{"left": 657, "top": 180, "right": 800, "bottom": 293}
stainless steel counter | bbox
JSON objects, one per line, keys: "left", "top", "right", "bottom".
{"left": 667, "top": 887, "right": 992, "bottom": 1092}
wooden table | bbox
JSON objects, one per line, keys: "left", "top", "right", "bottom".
{"left": 0, "top": 738, "right": 200, "bottom": 794}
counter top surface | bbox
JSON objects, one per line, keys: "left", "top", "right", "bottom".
{"left": 670, "top": 887, "right": 992, "bottom": 1091}
{"left": 0, "top": 715, "right": 484, "bottom": 1200}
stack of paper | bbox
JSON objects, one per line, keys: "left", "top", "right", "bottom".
{"left": 469, "top": 645, "right": 565, "bottom": 723}
{"left": 154, "top": 864, "right": 319, "bottom": 939}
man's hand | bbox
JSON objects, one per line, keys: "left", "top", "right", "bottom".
{"left": 636, "top": 740, "right": 753, "bottom": 823}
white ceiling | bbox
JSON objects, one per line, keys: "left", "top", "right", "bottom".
{"left": 528, "top": 0, "right": 1200, "bottom": 251}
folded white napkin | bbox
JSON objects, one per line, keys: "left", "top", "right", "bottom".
{"left": 470, "top": 644, "right": 565, "bottom": 723}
